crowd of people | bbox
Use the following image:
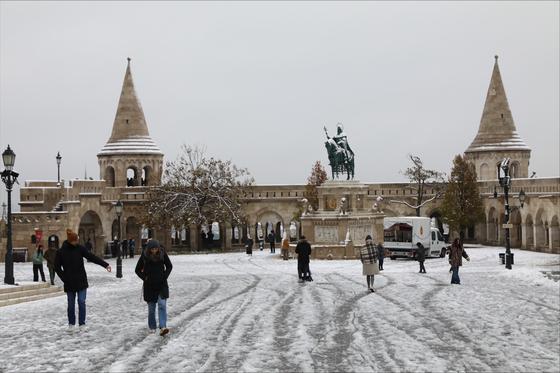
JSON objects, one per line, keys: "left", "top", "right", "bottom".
{"left": 26, "top": 226, "right": 469, "bottom": 337}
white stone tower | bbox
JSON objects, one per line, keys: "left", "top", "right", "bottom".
{"left": 465, "top": 56, "right": 531, "bottom": 180}
{"left": 97, "top": 58, "right": 164, "bottom": 187}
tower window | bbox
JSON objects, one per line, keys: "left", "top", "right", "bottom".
{"left": 500, "top": 114, "right": 504, "bottom": 119}
{"left": 126, "top": 119, "right": 129, "bottom": 124}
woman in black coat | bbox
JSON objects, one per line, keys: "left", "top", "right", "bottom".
{"left": 135, "top": 240, "right": 173, "bottom": 336}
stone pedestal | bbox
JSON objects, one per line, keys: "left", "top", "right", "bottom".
{"left": 300, "top": 180, "right": 385, "bottom": 259}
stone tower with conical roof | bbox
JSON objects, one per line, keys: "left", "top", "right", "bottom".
{"left": 97, "top": 58, "right": 164, "bottom": 188}
{"left": 465, "top": 56, "right": 531, "bottom": 181}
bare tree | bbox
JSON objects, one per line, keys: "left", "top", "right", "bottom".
{"left": 142, "top": 145, "right": 254, "bottom": 241}
{"left": 391, "top": 154, "right": 445, "bottom": 216}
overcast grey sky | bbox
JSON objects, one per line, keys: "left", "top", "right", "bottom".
{"left": 1, "top": 1, "right": 558, "bottom": 210}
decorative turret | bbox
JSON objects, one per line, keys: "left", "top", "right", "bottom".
{"left": 97, "top": 58, "right": 164, "bottom": 187}
{"left": 465, "top": 56, "right": 531, "bottom": 180}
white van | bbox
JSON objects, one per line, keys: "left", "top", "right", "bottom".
{"left": 383, "top": 217, "right": 447, "bottom": 259}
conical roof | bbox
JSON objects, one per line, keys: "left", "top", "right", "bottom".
{"left": 98, "top": 58, "right": 162, "bottom": 156}
{"left": 465, "top": 56, "right": 530, "bottom": 153}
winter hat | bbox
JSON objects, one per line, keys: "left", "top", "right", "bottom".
{"left": 146, "top": 240, "right": 160, "bottom": 250}
{"left": 365, "top": 235, "right": 372, "bottom": 241}
{"left": 66, "top": 229, "right": 78, "bottom": 243}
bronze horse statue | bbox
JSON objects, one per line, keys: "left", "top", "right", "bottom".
{"left": 325, "top": 137, "right": 355, "bottom": 180}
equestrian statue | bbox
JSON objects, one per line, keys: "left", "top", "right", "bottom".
{"left": 324, "top": 123, "right": 355, "bottom": 180}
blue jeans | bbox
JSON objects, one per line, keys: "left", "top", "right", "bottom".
{"left": 67, "top": 289, "right": 87, "bottom": 325}
{"left": 451, "top": 266, "right": 460, "bottom": 284}
{"left": 148, "top": 296, "right": 167, "bottom": 330}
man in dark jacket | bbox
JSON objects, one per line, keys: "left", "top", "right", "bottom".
{"left": 135, "top": 240, "right": 173, "bottom": 336}
{"left": 268, "top": 230, "right": 276, "bottom": 254}
{"left": 54, "top": 229, "right": 111, "bottom": 327}
{"left": 416, "top": 242, "right": 427, "bottom": 273}
{"left": 295, "top": 235, "right": 312, "bottom": 282}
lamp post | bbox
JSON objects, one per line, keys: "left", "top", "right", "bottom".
{"left": 2, "top": 145, "right": 19, "bottom": 285}
{"left": 495, "top": 159, "right": 527, "bottom": 270}
{"left": 497, "top": 158, "right": 513, "bottom": 269}
{"left": 56, "top": 152, "right": 62, "bottom": 185}
{"left": 115, "top": 200, "right": 123, "bottom": 278}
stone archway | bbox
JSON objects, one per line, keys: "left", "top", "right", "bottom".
{"left": 510, "top": 209, "right": 522, "bottom": 248}
{"left": 78, "top": 210, "right": 104, "bottom": 256}
{"left": 256, "top": 210, "right": 284, "bottom": 244}
{"left": 535, "top": 208, "right": 547, "bottom": 250}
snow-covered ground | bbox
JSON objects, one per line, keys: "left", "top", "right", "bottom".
{"left": 0, "top": 247, "right": 559, "bottom": 373}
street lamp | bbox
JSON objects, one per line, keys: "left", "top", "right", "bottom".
{"left": 56, "top": 152, "right": 62, "bottom": 185}
{"left": 495, "top": 159, "right": 526, "bottom": 270}
{"left": 2, "top": 145, "right": 19, "bottom": 284}
{"left": 115, "top": 200, "right": 123, "bottom": 278}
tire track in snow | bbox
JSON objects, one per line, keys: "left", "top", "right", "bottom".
{"left": 78, "top": 277, "right": 220, "bottom": 373}
{"left": 304, "top": 273, "right": 388, "bottom": 371}
{"left": 332, "top": 271, "right": 487, "bottom": 371}
{"left": 125, "top": 258, "right": 263, "bottom": 372}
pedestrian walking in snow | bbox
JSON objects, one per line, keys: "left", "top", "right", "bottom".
{"left": 245, "top": 236, "right": 254, "bottom": 256}
{"left": 135, "top": 240, "right": 173, "bottom": 336}
{"left": 360, "top": 235, "right": 379, "bottom": 293}
{"left": 43, "top": 245, "right": 57, "bottom": 285}
{"left": 128, "top": 238, "right": 135, "bottom": 258}
{"left": 268, "top": 230, "right": 276, "bottom": 254}
{"left": 121, "top": 239, "right": 128, "bottom": 259}
{"left": 416, "top": 242, "right": 427, "bottom": 273}
{"left": 281, "top": 232, "right": 290, "bottom": 260}
{"left": 111, "top": 237, "right": 119, "bottom": 258}
{"left": 32, "top": 245, "right": 46, "bottom": 282}
{"left": 376, "top": 242, "right": 385, "bottom": 270}
{"left": 449, "top": 238, "right": 470, "bottom": 284}
{"left": 54, "top": 229, "right": 111, "bottom": 327}
{"left": 295, "top": 235, "right": 312, "bottom": 282}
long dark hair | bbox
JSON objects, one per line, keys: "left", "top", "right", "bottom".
{"left": 37, "top": 244, "right": 44, "bottom": 254}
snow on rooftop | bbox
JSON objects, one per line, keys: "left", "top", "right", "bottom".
{"left": 98, "top": 136, "right": 163, "bottom": 156}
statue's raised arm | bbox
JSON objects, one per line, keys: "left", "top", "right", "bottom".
{"left": 323, "top": 126, "right": 330, "bottom": 139}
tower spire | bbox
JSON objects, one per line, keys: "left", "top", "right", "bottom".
{"left": 108, "top": 58, "right": 150, "bottom": 142}
{"left": 465, "top": 55, "right": 529, "bottom": 153}
{"left": 98, "top": 58, "right": 162, "bottom": 157}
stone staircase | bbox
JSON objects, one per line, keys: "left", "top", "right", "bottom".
{"left": 0, "top": 283, "right": 64, "bottom": 307}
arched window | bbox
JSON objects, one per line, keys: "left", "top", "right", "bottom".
{"left": 127, "top": 167, "right": 139, "bottom": 187}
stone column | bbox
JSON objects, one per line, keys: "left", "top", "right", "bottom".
{"left": 533, "top": 225, "right": 538, "bottom": 250}
{"left": 521, "top": 224, "right": 528, "bottom": 249}
{"left": 548, "top": 225, "right": 553, "bottom": 253}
